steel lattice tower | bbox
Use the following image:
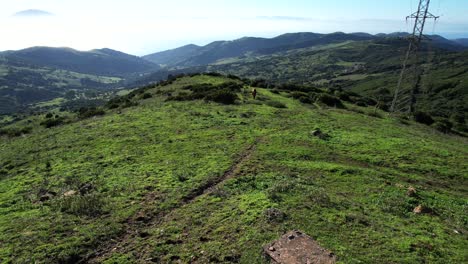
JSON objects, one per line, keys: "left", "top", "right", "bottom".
{"left": 390, "top": 0, "right": 439, "bottom": 113}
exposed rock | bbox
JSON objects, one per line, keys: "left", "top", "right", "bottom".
{"left": 413, "top": 205, "right": 433, "bottom": 214}
{"left": 413, "top": 205, "right": 423, "bottom": 214}
{"left": 263, "top": 230, "right": 336, "bottom": 264}
{"left": 407, "top": 186, "right": 417, "bottom": 197}
{"left": 63, "top": 190, "right": 77, "bottom": 197}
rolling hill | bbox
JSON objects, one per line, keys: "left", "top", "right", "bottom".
{"left": 0, "top": 74, "right": 466, "bottom": 263}
{"left": 142, "top": 32, "right": 466, "bottom": 68}
{"left": 135, "top": 37, "right": 468, "bottom": 133}
{"left": 2, "top": 47, "right": 159, "bottom": 77}
{"left": 0, "top": 60, "right": 124, "bottom": 114}
{"left": 0, "top": 47, "right": 160, "bottom": 114}
{"left": 453, "top": 38, "right": 468, "bottom": 47}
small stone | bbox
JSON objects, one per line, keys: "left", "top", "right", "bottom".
{"left": 453, "top": 230, "right": 460, "bottom": 234}
{"left": 407, "top": 186, "right": 417, "bottom": 197}
{"left": 413, "top": 204, "right": 433, "bottom": 214}
{"left": 63, "top": 190, "right": 77, "bottom": 197}
{"left": 269, "top": 247, "right": 275, "bottom": 251}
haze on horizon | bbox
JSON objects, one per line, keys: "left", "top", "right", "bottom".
{"left": 0, "top": 0, "right": 467, "bottom": 56}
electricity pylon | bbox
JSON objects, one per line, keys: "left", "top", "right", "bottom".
{"left": 390, "top": 0, "right": 439, "bottom": 113}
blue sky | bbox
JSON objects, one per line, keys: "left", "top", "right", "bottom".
{"left": 0, "top": 0, "right": 467, "bottom": 55}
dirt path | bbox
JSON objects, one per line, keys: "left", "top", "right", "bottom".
{"left": 82, "top": 138, "right": 261, "bottom": 263}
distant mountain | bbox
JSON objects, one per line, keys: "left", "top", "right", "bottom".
{"left": 13, "top": 9, "right": 54, "bottom": 17}
{"left": 142, "top": 44, "right": 200, "bottom": 67}
{"left": 143, "top": 32, "right": 342, "bottom": 67}
{"left": 3, "top": 47, "right": 159, "bottom": 77}
{"left": 453, "top": 38, "right": 468, "bottom": 47}
{"left": 0, "top": 47, "right": 160, "bottom": 114}
{"left": 375, "top": 32, "right": 411, "bottom": 38}
{"left": 143, "top": 32, "right": 465, "bottom": 69}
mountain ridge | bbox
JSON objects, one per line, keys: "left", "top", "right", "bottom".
{"left": 142, "top": 32, "right": 466, "bottom": 68}
{"left": 2, "top": 46, "right": 159, "bottom": 77}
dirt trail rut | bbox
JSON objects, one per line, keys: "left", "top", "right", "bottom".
{"left": 83, "top": 138, "right": 261, "bottom": 263}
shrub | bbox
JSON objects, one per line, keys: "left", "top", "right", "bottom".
{"left": 432, "top": 119, "right": 453, "bottom": 133}
{"left": 169, "top": 83, "right": 241, "bottom": 104}
{"left": 264, "top": 208, "right": 286, "bottom": 223}
{"left": 337, "top": 91, "right": 351, "bottom": 102}
{"left": 227, "top": 74, "right": 241, "bottom": 80}
{"left": 306, "top": 187, "right": 333, "bottom": 207}
{"left": 204, "top": 72, "right": 223, "bottom": 77}
{"left": 290, "top": 91, "right": 308, "bottom": 99}
{"left": 355, "top": 100, "right": 368, "bottom": 107}
{"left": 78, "top": 107, "right": 105, "bottom": 119}
{"left": 106, "top": 96, "right": 138, "bottom": 109}
{"left": 205, "top": 89, "right": 238, "bottom": 104}
{"left": 413, "top": 111, "right": 434, "bottom": 125}
{"left": 271, "top": 89, "right": 280, "bottom": 94}
{"left": 45, "top": 113, "right": 53, "bottom": 118}
{"left": 376, "top": 101, "right": 389, "bottom": 111}
{"left": 265, "top": 100, "right": 287, "bottom": 108}
{"left": 53, "top": 193, "right": 108, "bottom": 217}
{"left": 142, "top": 93, "right": 152, "bottom": 99}
{"left": 0, "top": 126, "right": 32, "bottom": 137}
{"left": 250, "top": 79, "right": 270, "bottom": 88}
{"left": 40, "top": 117, "right": 65, "bottom": 128}
{"left": 298, "top": 96, "right": 312, "bottom": 104}
{"left": 317, "top": 94, "right": 344, "bottom": 108}
{"left": 453, "top": 123, "right": 467, "bottom": 133}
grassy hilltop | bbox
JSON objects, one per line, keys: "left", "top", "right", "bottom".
{"left": 0, "top": 74, "right": 467, "bottom": 263}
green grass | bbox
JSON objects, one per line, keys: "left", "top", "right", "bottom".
{"left": 33, "top": 97, "right": 66, "bottom": 108}
{"left": 0, "top": 75, "right": 466, "bottom": 263}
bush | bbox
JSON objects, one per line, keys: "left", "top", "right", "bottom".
{"left": 205, "top": 89, "right": 238, "bottom": 104}
{"left": 53, "top": 193, "right": 108, "bottom": 217}
{"left": 250, "top": 79, "right": 271, "bottom": 88}
{"left": 432, "top": 119, "right": 453, "bottom": 133}
{"left": 40, "top": 117, "right": 65, "bottom": 128}
{"left": 78, "top": 107, "right": 105, "bottom": 119}
{"left": 167, "top": 83, "right": 240, "bottom": 104}
{"left": 298, "top": 96, "right": 312, "bottom": 104}
{"left": 264, "top": 208, "right": 286, "bottom": 223}
{"left": 204, "top": 72, "right": 223, "bottom": 77}
{"left": 106, "top": 97, "right": 138, "bottom": 109}
{"left": 317, "top": 94, "right": 344, "bottom": 108}
{"left": 271, "top": 89, "right": 280, "bottom": 94}
{"left": 413, "top": 111, "right": 434, "bottom": 125}
{"left": 290, "top": 91, "right": 308, "bottom": 99}
{"left": 265, "top": 100, "right": 287, "bottom": 108}
{"left": 142, "top": 93, "right": 152, "bottom": 99}
{"left": 0, "top": 126, "right": 32, "bottom": 137}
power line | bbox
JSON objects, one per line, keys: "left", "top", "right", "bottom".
{"left": 390, "top": 0, "right": 439, "bottom": 114}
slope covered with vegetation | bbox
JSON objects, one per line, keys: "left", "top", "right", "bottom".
{"left": 196, "top": 39, "right": 468, "bottom": 132}
{"left": 0, "top": 74, "right": 466, "bottom": 263}
{"left": 0, "top": 61, "right": 124, "bottom": 114}
{"left": 142, "top": 32, "right": 465, "bottom": 68}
